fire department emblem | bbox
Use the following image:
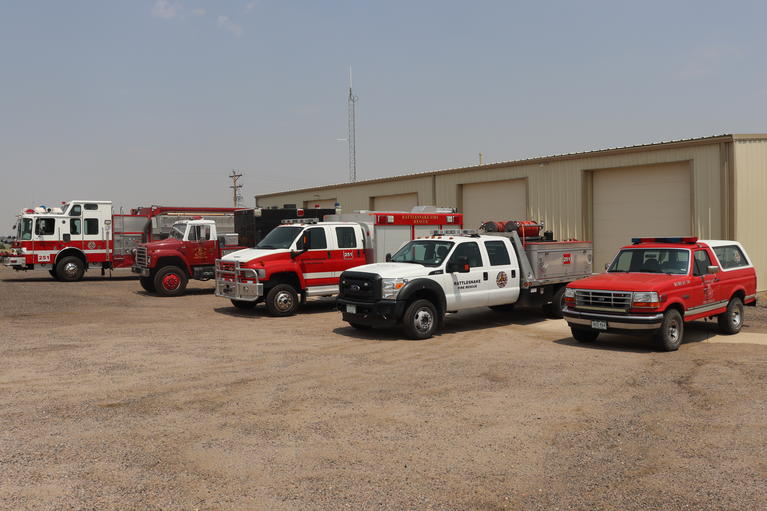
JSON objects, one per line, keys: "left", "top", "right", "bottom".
{"left": 87, "top": 241, "right": 96, "bottom": 249}
{"left": 194, "top": 247, "right": 208, "bottom": 259}
{"left": 496, "top": 271, "right": 508, "bottom": 288}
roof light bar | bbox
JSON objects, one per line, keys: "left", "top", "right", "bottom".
{"left": 631, "top": 236, "right": 698, "bottom": 244}
{"left": 280, "top": 218, "right": 319, "bottom": 225}
{"left": 432, "top": 229, "right": 478, "bottom": 236}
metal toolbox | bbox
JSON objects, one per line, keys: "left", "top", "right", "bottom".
{"left": 524, "top": 241, "right": 592, "bottom": 281}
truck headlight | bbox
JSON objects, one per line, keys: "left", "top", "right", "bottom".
{"left": 632, "top": 291, "right": 659, "bottom": 308}
{"left": 564, "top": 288, "right": 575, "bottom": 298}
{"left": 382, "top": 278, "right": 408, "bottom": 299}
{"left": 256, "top": 268, "right": 266, "bottom": 279}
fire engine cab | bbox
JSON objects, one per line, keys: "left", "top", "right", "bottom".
{"left": 563, "top": 237, "right": 757, "bottom": 351}
{"left": 214, "top": 207, "right": 462, "bottom": 315}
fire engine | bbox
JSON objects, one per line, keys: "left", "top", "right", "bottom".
{"left": 214, "top": 207, "right": 462, "bottom": 315}
{"left": 563, "top": 237, "right": 758, "bottom": 351}
{"left": 2, "top": 201, "right": 238, "bottom": 281}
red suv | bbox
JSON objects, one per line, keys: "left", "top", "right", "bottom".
{"left": 563, "top": 237, "right": 757, "bottom": 351}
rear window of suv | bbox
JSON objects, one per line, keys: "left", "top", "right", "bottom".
{"left": 713, "top": 245, "right": 748, "bottom": 269}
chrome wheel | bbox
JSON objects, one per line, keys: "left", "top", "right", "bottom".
{"left": 63, "top": 262, "right": 78, "bottom": 279}
{"left": 275, "top": 290, "right": 294, "bottom": 312}
{"left": 413, "top": 307, "right": 434, "bottom": 334}
{"left": 730, "top": 308, "right": 742, "bottom": 328}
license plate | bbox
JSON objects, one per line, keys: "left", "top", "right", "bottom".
{"left": 346, "top": 304, "right": 356, "bottom": 314}
{"left": 591, "top": 320, "right": 607, "bottom": 330}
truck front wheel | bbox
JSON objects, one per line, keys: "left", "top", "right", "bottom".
{"left": 717, "top": 297, "right": 744, "bottom": 335}
{"left": 403, "top": 299, "right": 438, "bottom": 340}
{"left": 56, "top": 256, "right": 85, "bottom": 282}
{"left": 571, "top": 327, "right": 599, "bottom": 343}
{"left": 139, "top": 276, "right": 155, "bottom": 292}
{"left": 153, "top": 266, "right": 188, "bottom": 297}
{"left": 544, "top": 286, "right": 567, "bottom": 319}
{"left": 265, "top": 284, "right": 299, "bottom": 316}
{"left": 656, "top": 309, "right": 683, "bottom": 351}
{"left": 48, "top": 269, "right": 59, "bottom": 280}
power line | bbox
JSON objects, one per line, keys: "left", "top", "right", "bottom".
{"left": 229, "top": 170, "right": 243, "bottom": 207}
{"left": 348, "top": 66, "right": 358, "bottom": 183}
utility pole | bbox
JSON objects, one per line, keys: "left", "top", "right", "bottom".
{"left": 229, "top": 170, "right": 243, "bottom": 207}
{"left": 348, "top": 66, "right": 358, "bottom": 183}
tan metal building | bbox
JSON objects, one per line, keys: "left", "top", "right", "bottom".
{"left": 256, "top": 134, "right": 767, "bottom": 289}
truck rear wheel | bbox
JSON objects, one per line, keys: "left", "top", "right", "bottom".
{"left": 544, "top": 286, "right": 567, "bottom": 319}
{"left": 231, "top": 299, "right": 257, "bottom": 310}
{"left": 403, "top": 299, "right": 438, "bottom": 340}
{"left": 48, "top": 269, "right": 59, "bottom": 280}
{"left": 153, "top": 266, "right": 188, "bottom": 297}
{"left": 717, "top": 297, "right": 744, "bottom": 335}
{"left": 139, "top": 276, "right": 155, "bottom": 292}
{"left": 571, "top": 327, "right": 599, "bottom": 343}
{"left": 265, "top": 284, "right": 299, "bottom": 316}
{"left": 56, "top": 256, "right": 85, "bottom": 282}
{"left": 656, "top": 309, "right": 683, "bottom": 351}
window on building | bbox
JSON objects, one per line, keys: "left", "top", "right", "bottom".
{"left": 335, "top": 227, "right": 357, "bottom": 248}
{"left": 484, "top": 241, "right": 511, "bottom": 266}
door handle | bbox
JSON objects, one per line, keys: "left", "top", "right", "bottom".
{"left": 483, "top": 272, "right": 488, "bottom": 281}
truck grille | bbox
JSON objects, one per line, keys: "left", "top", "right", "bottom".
{"left": 575, "top": 290, "right": 632, "bottom": 312}
{"left": 135, "top": 247, "right": 148, "bottom": 268}
{"left": 339, "top": 272, "right": 380, "bottom": 301}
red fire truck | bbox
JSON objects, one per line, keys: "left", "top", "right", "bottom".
{"left": 214, "top": 207, "right": 462, "bottom": 315}
{"left": 2, "top": 200, "right": 238, "bottom": 281}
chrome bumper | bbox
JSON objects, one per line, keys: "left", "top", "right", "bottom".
{"left": 2, "top": 256, "right": 26, "bottom": 267}
{"left": 563, "top": 307, "right": 664, "bottom": 330}
{"left": 214, "top": 264, "right": 263, "bottom": 301}
{"left": 131, "top": 266, "right": 150, "bottom": 277}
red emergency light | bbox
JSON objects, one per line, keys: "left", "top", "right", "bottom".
{"left": 631, "top": 237, "right": 698, "bottom": 244}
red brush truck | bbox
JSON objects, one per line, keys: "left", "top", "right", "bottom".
{"left": 563, "top": 237, "right": 757, "bottom": 351}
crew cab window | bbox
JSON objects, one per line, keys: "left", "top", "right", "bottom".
{"left": 69, "top": 205, "right": 82, "bottom": 217}
{"left": 713, "top": 245, "right": 748, "bottom": 269}
{"left": 84, "top": 203, "right": 99, "bottom": 210}
{"left": 19, "top": 218, "right": 33, "bottom": 240}
{"left": 336, "top": 227, "right": 357, "bottom": 248}
{"left": 297, "top": 227, "right": 327, "bottom": 250}
{"left": 608, "top": 248, "right": 689, "bottom": 275}
{"left": 70, "top": 219, "right": 81, "bottom": 235}
{"left": 693, "top": 250, "right": 712, "bottom": 276}
{"left": 484, "top": 241, "right": 511, "bottom": 266}
{"left": 35, "top": 218, "right": 55, "bottom": 236}
{"left": 448, "top": 242, "right": 483, "bottom": 268}
{"left": 391, "top": 240, "right": 453, "bottom": 267}
{"left": 85, "top": 219, "right": 99, "bottom": 236}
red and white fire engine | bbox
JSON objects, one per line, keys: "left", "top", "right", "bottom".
{"left": 3, "top": 200, "right": 239, "bottom": 281}
{"left": 214, "top": 207, "right": 462, "bottom": 315}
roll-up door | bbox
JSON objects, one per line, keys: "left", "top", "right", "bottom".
{"left": 461, "top": 179, "right": 527, "bottom": 230}
{"left": 592, "top": 162, "right": 691, "bottom": 271}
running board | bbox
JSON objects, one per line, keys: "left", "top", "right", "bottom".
{"left": 306, "top": 285, "right": 339, "bottom": 297}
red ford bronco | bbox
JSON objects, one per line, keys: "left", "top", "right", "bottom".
{"left": 563, "top": 237, "right": 757, "bottom": 351}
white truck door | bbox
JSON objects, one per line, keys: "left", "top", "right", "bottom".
{"left": 445, "top": 241, "right": 488, "bottom": 309}
{"left": 482, "top": 239, "right": 520, "bottom": 306}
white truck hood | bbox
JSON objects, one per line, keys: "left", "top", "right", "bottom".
{"left": 345, "top": 262, "right": 434, "bottom": 279}
{"left": 221, "top": 248, "right": 290, "bottom": 262}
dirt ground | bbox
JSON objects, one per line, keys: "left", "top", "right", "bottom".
{"left": 1, "top": 267, "right": 765, "bottom": 511}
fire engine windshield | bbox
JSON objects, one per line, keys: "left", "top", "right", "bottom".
{"left": 17, "top": 218, "right": 33, "bottom": 240}
{"left": 608, "top": 248, "right": 690, "bottom": 275}
{"left": 256, "top": 226, "right": 303, "bottom": 249}
{"left": 391, "top": 240, "right": 454, "bottom": 267}
{"left": 169, "top": 223, "right": 187, "bottom": 240}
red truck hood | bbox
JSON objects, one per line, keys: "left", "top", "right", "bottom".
{"left": 569, "top": 272, "right": 693, "bottom": 293}
{"left": 140, "top": 238, "right": 183, "bottom": 250}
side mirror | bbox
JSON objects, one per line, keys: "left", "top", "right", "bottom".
{"left": 604, "top": 262, "right": 610, "bottom": 271}
{"left": 301, "top": 234, "right": 310, "bottom": 249}
{"left": 385, "top": 253, "right": 392, "bottom": 262}
{"left": 707, "top": 265, "right": 720, "bottom": 275}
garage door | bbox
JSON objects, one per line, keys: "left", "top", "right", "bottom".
{"left": 593, "top": 162, "right": 691, "bottom": 271}
{"left": 372, "top": 193, "right": 418, "bottom": 211}
{"left": 461, "top": 179, "right": 527, "bottom": 230}
{"left": 303, "top": 198, "right": 337, "bottom": 209}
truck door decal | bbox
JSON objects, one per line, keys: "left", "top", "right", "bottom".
{"left": 496, "top": 271, "right": 508, "bottom": 288}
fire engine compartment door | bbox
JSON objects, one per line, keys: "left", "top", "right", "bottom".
{"left": 374, "top": 225, "right": 412, "bottom": 263}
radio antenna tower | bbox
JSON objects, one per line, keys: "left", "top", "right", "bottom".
{"left": 347, "top": 66, "right": 358, "bottom": 182}
{"left": 229, "top": 170, "right": 243, "bottom": 207}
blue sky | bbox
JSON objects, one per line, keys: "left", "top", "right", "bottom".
{"left": 1, "top": 1, "right": 766, "bottom": 232}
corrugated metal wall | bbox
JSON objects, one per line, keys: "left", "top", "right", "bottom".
{"left": 734, "top": 139, "right": 767, "bottom": 289}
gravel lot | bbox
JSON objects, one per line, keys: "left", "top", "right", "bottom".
{"left": 1, "top": 266, "right": 766, "bottom": 511}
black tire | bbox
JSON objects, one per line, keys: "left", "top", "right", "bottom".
{"left": 55, "top": 256, "right": 85, "bottom": 282}
{"left": 571, "top": 327, "right": 599, "bottom": 343}
{"left": 402, "top": 299, "right": 438, "bottom": 340}
{"left": 656, "top": 309, "right": 684, "bottom": 351}
{"left": 265, "top": 284, "right": 299, "bottom": 316}
{"left": 231, "top": 299, "right": 257, "bottom": 310}
{"left": 544, "top": 286, "right": 567, "bottom": 319}
{"left": 153, "top": 265, "right": 188, "bottom": 297}
{"left": 139, "top": 276, "right": 155, "bottom": 292}
{"left": 717, "top": 297, "right": 744, "bottom": 335}
{"left": 349, "top": 322, "right": 373, "bottom": 330}
{"left": 48, "top": 269, "right": 59, "bottom": 280}
{"left": 489, "top": 304, "right": 515, "bottom": 312}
